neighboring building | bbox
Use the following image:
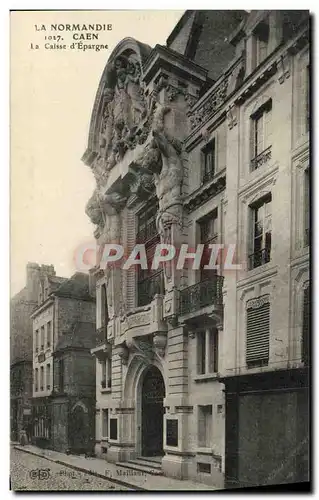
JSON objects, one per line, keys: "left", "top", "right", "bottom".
{"left": 83, "top": 10, "right": 310, "bottom": 487}
{"left": 10, "top": 263, "right": 40, "bottom": 441}
{"left": 31, "top": 269, "right": 96, "bottom": 454}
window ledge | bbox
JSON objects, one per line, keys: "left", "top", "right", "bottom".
{"left": 101, "top": 388, "right": 111, "bottom": 394}
{"left": 194, "top": 373, "right": 220, "bottom": 383}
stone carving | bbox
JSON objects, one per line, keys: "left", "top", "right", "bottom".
{"left": 189, "top": 77, "right": 229, "bottom": 130}
{"left": 126, "top": 338, "right": 154, "bottom": 360}
{"left": 151, "top": 106, "right": 184, "bottom": 238}
{"left": 85, "top": 189, "right": 126, "bottom": 242}
{"left": 91, "top": 53, "right": 159, "bottom": 186}
{"left": 153, "top": 333, "right": 167, "bottom": 357}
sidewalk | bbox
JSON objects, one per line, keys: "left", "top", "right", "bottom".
{"left": 13, "top": 444, "right": 218, "bottom": 491}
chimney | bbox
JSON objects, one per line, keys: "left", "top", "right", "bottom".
{"left": 26, "top": 262, "right": 40, "bottom": 302}
{"left": 40, "top": 264, "right": 56, "bottom": 278}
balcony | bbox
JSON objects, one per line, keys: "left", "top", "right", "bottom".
{"left": 136, "top": 219, "right": 158, "bottom": 244}
{"left": 137, "top": 271, "right": 164, "bottom": 307}
{"left": 91, "top": 325, "right": 111, "bottom": 359}
{"left": 248, "top": 247, "right": 271, "bottom": 270}
{"left": 202, "top": 169, "right": 215, "bottom": 185}
{"left": 179, "top": 276, "right": 224, "bottom": 318}
{"left": 250, "top": 146, "right": 272, "bottom": 171}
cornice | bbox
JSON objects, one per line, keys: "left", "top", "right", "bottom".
{"left": 184, "top": 170, "right": 226, "bottom": 213}
{"left": 142, "top": 44, "right": 209, "bottom": 86}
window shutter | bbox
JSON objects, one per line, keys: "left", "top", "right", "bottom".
{"left": 246, "top": 295, "right": 270, "bottom": 365}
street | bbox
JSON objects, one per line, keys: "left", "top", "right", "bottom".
{"left": 10, "top": 447, "right": 132, "bottom": 491}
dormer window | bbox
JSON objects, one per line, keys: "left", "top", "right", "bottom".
{"left": 253, "top": 19, "right": 269, "bottom": 68}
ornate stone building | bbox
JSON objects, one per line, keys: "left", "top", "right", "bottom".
{"left": 31, "top": 269, "right": 96, "bottom": 454}
{"left": 84, "top": 10, "right": 310, "bottom": 487}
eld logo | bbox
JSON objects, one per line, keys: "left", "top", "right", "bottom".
{"left": 29, "top": 468, "right": 51, "bottom": 480}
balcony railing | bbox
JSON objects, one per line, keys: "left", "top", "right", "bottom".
{"left": 138, "top": 271, "right": 164, "bottom": 307}
{"left": 136, "top": 219, "right": 158, "bottom": 244}
{"left": 202, "top": 169, "right": 215, "bottom": 185}
{"left": 179, "top": 276, "right": 224, "bottom": 316}
{"left": 251, "top": 146, "right": 272, "bottom": 171}
{"left": 248, "top": 247, "right": 271, "bottom": 270}
{"left": 96, "top": 326, "right": 107, "bottom": 347}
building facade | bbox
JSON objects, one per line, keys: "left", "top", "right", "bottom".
{"left": 31, "top": 269, "right": 96, "bottom": 454}
{"left": 83, "top": 10, "right": 310, "bottom": 487}
{"left": 10, "top": 263, "right": 40, "bottom": 441}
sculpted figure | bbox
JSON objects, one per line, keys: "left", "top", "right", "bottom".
{"left": 100, "top": 88, "right": 115, "bottom": 160}
{"left": 112, "top": 57, "right": 133, "bottom": 144}
{"left": 151, "top": 106, "right": 184, "bottom": 239}
{"left": 126, "top": 59, "right": 147, "bottom": 126}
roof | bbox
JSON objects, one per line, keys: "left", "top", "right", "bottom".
{"left": 55, "top": 322, "right": 96, "bottom": 352}
{"left": 48, "top": 275, "right": 68, "bottom": 292}
{"left": 54, "top": 272, "right": 93, "bottom": 301}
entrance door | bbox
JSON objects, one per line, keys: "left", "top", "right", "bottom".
{"left": 141, "top": 365, "right": 165, "bottom": 457}
{"left": 69, "top": 405, "right": 89, "bottom": 454}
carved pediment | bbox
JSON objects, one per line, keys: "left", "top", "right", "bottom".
{"left": 84, "top": 41, "right": 157, "bottom": 188}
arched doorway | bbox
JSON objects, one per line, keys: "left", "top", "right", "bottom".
{"left": 69, "top": 404, "right": 89, "bottom": 454}
{"left": 141, "top": 365, "right": 165, "bottom": 457}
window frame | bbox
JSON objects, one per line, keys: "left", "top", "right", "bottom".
{"left": 248, "top": 193, "right": 272, "bottom": 270}
{"left": 201, "top": 138, "right": 216, "bottom": 184}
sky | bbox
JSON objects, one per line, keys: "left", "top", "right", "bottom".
{"left": 10, "top": 10, "right": 184, "bottom": 295}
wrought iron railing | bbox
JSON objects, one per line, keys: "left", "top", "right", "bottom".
{"left": 179, "top": 276, "right": 224, "bottom": 316}
{"left": 138, "top": 271, "right": 164, "bottom": 307}
{"left": 96, "top": 326, "right": 107, "bottom": 347}
{"left": 202, "top": 169, "right": 215, "bottom": 185}
{"left": 136, "top": 218, "right": 158, "bottom": 244}
{"left": 248, "top": 247, "right": 271, "bottom": 270}
{"left": 251, "top": 146, "right": 272, "bottom": 171}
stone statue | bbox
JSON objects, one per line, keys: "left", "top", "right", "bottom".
{"left": 126, "top": 58, "right": 147, "bottom": 127}
{"left": 151, "top": 106, "right": 184, "bottom": 240}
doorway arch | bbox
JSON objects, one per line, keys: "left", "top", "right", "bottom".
{"left": 141, "top": 365, "right": 165, "bottom": 457}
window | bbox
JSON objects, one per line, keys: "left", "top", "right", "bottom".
{"left": 100, "top": 358, "right": 112, "bottom": 389}
{"left": 40, "top": 366, "right": 44, "bottom": 391}
{"left": 253, "top": 20, "right": 269, "bottom": 68}
{"left": 58, "top": 359, "right": 64, "bottom": 391}
{"left": 35, "top": 330, "right": 39, "bottom": 353}
{"left": 249, "top": 194, "right": 272, "bottom": 270}
{"left": 137, "top": 199, "right": 164, "bottom": 307}
{"left": 40, "top": 326, "right": 45, "bottom": 351}
{"left": 198, "top": 405, "right": 212, "bottom": 448}
{"left": 302, "top": 284, "right": 310, "bottom": 365}
{"left": 46, "top": 364, "right": 51, "bottom": 390}
{"left": 250, "top": 100, "right": 272, "bottom": 170}
{"left": 35, "top": 368, "right": 38, "bottom": 392}
{"left": 246, "top": 295, "right": 270, "bottom": 367}
{"left": 201, "top": 139, "right": 216, "bottom": 184}
{"left": 304, "top": 169, "right": 309, "bottom": 247}
{"left": 47, "top": 322, "right": 52, "bottom": 348}
{"left": 100, "top": 284, "right": 109, "bottom": 327}
{"left": 197, "top": 463, "right": 211, "bottom": 474}
{"left": 197, "top": 328, "right": 219, "bottom": 375}
{"left": 101, "top": 359, "right": 107, "bottom": 388}
{"left": 199, "top": 210, "right": 218, "bottom": 281}
{"left": 102, "top": 409, "right": 109, "bottom": 438}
